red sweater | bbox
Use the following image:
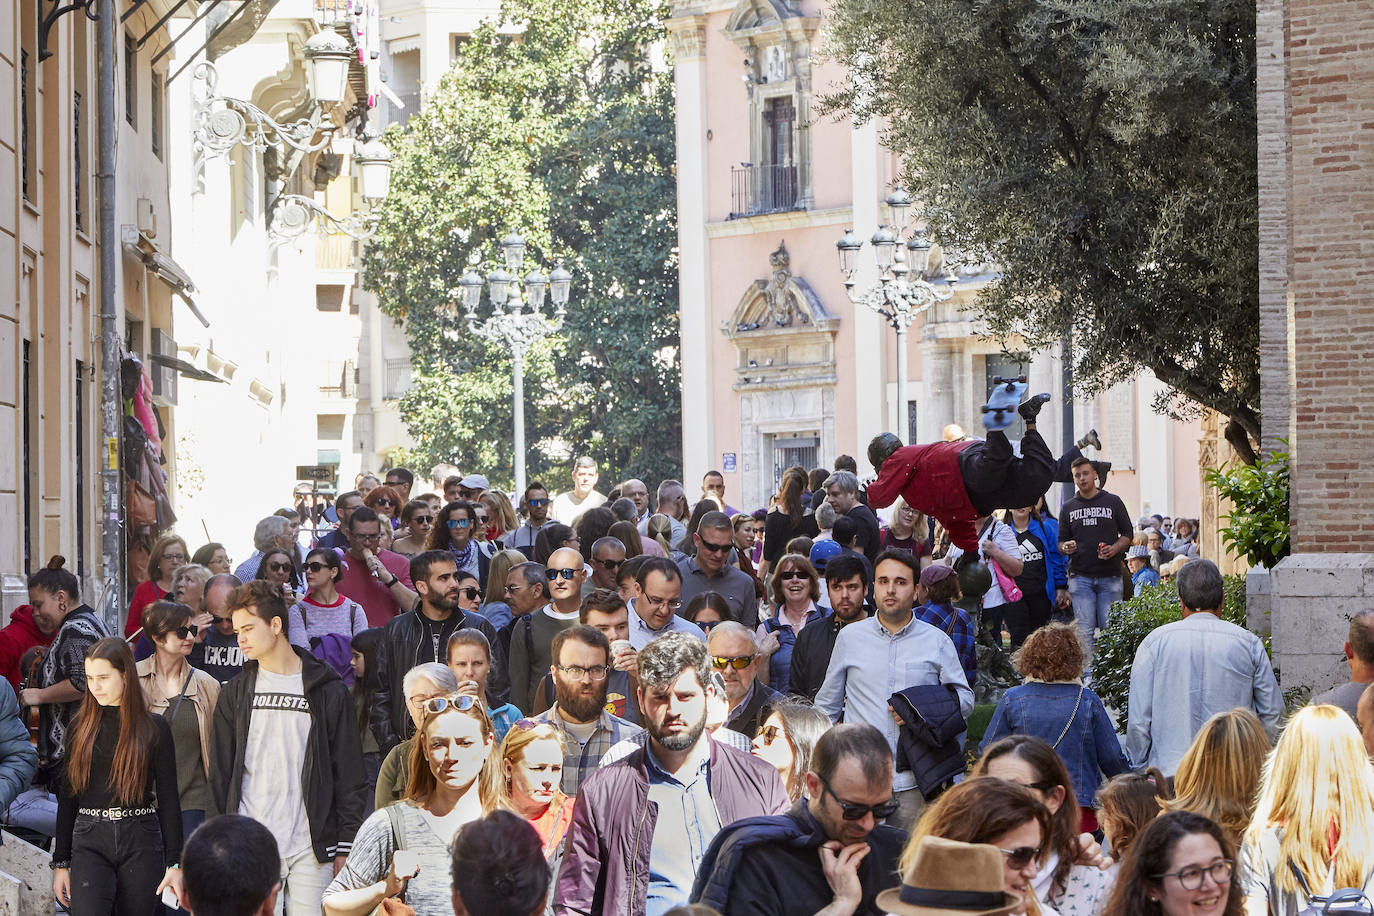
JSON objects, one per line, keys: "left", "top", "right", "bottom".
{"left": 0, "top": 605, "right": 55, "bottom": 691}
{"left": 866, "top": 440, "right": 981, "bottom": 552}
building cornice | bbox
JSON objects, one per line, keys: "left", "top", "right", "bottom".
{"left": 706, "top": 206, "right": 851, "bottom": 238}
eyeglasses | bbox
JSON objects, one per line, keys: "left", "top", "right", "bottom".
{"left": 411, "top": 515, "right": 433, "bottom": 525}
{"left": 304, "top": 561, "right": 336, "bottom": 573}
{"left": 169, "top": 625, "right": 199, "bottom": 640}
{"left": 459, "top": 587, "right": 481, "bottom": 600}
{"left": 1153, "top": 860, "right": 1233, "bottom": 890}
{"left": 475, "top": 514, "right": 488, "bottom": 524}
{"left": 268, "top": 562, "right": 293, "bottom": 573}
{"left": 448, "top": 518, "right": 472, "bottom": 529}
{"left": 818, "top": 775, "right": 900, "bottom": 821}
{"left": 598, "top": 558, "right": 623, "bottom": 571}
{"left": 163, "top": 554, "right": 187, "bottom": 564}
{"left": 529, "top": 498, "right": 550, "bottom": 507}
{"left": 998, "top": 846, "right": 1044, "bottom": 870}
{"left": 421, "top": 694, "right": 478, "bottom": 715}
{"left": 374, "top": 498, "right": 396, "bottom": 507}
{"left": 504, "top": 584, "right": 527, "bottom": 595}
{"left": 643, "top": 595, "right": 682, "bottom": 612}
{"left": 712, "top": 654, "right": 756, "bottom": 670}
{"left": 546, "top": 568, "right": 579, "bottom": 581}
{"left": 697, "top": 538, "right": 733, "bottom": 554}
{"left": 556, "top": 664, "right": 610, "bottom": 681}
{"left": 779, "top": 570, "right": 808, "bottom": 581}
{"left": 352, "top": 532, "right": 382, "bottom": 542}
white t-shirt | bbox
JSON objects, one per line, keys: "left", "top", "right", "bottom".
{"left": 945, "top": 518, "right": 1020, "bottom": 608}
{"left": 551, "top": 490, "right": 606, "bottom": 526}
{"left": 240, "top": 668, "right": 313, "bottom": 857}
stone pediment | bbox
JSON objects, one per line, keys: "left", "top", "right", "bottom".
{"left": 725, "top": 0, "right": 803, "bottom": 33}
{"left": 724, "top": 242, "right": 837, "bottom": 338}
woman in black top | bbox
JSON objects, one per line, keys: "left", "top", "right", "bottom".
{"left": 53, "top": 637, "right": 183, "bottom": 915}
{"left": 760, "top": 467, "right": 818, "bottom": 580}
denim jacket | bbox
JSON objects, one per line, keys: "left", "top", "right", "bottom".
{"left": 981, "top": 680, "right": 1130, "bottom": 806}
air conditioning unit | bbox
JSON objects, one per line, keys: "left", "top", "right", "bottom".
{"left": 150, "top": 329, "right": 177, "bottom": 406}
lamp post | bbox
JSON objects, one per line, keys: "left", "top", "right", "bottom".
{"left": 453, "top": 233, "right": 572, "bottom": 496}
{"left": 837, "top": 187, "right": 954, "bottom": 443}
{"left": 268, "top": 135, "right": 393, "bottom": 244}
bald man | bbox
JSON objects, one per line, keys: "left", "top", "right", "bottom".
{"left": 506, "top": 547, "right": 587, "bottom": 713}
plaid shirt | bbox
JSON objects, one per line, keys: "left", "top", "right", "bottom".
{"left": 534, "top": 707, "right": 643, "bottom": 795}
{"left": 914, "top": 600, "right": 978, "bottom": 688}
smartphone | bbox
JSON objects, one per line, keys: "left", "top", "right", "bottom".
{"left": 160, "top": 887, "right": 180, "bottom": 909}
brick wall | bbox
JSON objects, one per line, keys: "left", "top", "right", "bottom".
{"left": 1260, "top": 0, "right": 1374, "bottom": 552}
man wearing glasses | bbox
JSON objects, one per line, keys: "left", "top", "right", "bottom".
{"left": 677, "top": 512, "right": 759, "bottom": 627}
{"left": 508, "top": 548, "right": 587, "bottom": 713}
{"left": 815, "top": 549, "right": 972, "bottom": 830}
{"left": 705, "top": 622, "right": 779, "bottom": 739}
{"left": 627, "top": 558, "right": 705, "bottom": 650}
{"left": 589, "top": 537, "right": 627, "bottom": 592}
{"left": 533, "top": 625, "right": 641, "bottom": 795}
{"left": 690, "top": 724, "right": 905, "bottom": 916}
{"left": 509, "top": 482, "right": 554, "bottom": 557}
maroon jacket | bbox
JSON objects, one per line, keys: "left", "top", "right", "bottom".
{"left": 554, "top": 737, "right": 789, "bottom": 916}
{"left": 0, "top": 605, "right": 55, "bottom": 692}
{"left": 866, "top": 440, "right": 982, "bottom": 552}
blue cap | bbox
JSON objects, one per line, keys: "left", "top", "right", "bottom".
{"left": 809, "top": 539, "right": 843, "bottom": 572}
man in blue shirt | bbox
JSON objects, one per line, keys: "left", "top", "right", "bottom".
{"left": 628, "top": 558, "right": 705, "bottom": 650}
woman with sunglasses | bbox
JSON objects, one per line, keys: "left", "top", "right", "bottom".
{"left": 757, "top": 554, "right": 825, "bottom": 693}
{"left": 1240, "top": 704, "right": 1374, "bottom": 915}
{"left": 136, "top": 601, "right": 221, "bottom": 844}
{"left": 490, "top": 720, "right": 573, "bottom": 860}
{"left": 390, "top": 500, "right": 435, "bottom": 557}
{"left": 427, "top": 501, "right": 483, "bottom": 584}
{"left": 480, "top": 549, "right": 528, "bottom": 632}
{"left": 974, "top": 735, "right": 1113, "bottom": 916}
{"left": 899, "top": 777, "right": 1052, "bottom": 916}
{"left": 749, "top": 697, "right": 833, "bottom": 802}
{"left": 323, "top": 693, "right": 497, "bottom": 916}
{"left": 363, "top": 485, "right": 403, "bottom": 529}
{"left": 480, "top": 491, "right": 519, "bottom": 547}
{"left": 288, "top": 549, "right": 369, "bottom": 650}
{"left": 253, "top": 547, "right": 302, "bottom": 606}
{"left": 1104, "top": 811, "right": 1242, "bottom": 916}
{"left": 685, "top": 592, "right": 732, "bottom": 633}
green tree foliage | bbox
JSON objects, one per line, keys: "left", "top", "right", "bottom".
{"left": 1206, "top": 446, "right": 1290, "bottom": 569}
{"left": 825, "top": 0, "right": 1261, "bottom": 463}
{"left": 363, "top": 0, "right": 680, "bottom": 492}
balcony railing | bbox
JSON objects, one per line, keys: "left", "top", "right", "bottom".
{"left": 729, "top": 164, "right": 801, "bottom": 219}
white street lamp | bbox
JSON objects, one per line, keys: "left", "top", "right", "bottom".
{"left": 837, "top": 191, "right": 953, "bottom": 444}
{"left": 303, "top": 30, "right": 352, "bottom": 106}
{"left": 355, "top": 135, "right": 394, "bottom": 204}
{"left": 454, "top": 242, "right": 573, "bottom": 496}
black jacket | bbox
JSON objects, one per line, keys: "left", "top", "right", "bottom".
{"left": 726, "top": 681, "right": 781, "bottom": 739}
{"left": 787, "top": 611, "right": 870, "bottom": 700}
{"left": 209, "top": 647, "right": 365, "bottom": 862}
{"left": 370, "top": 608, "right": 509, "bottom": 753}
{"left": 891, "top": 684, "right": 967, "bottom": 799}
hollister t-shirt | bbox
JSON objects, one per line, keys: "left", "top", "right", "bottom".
{"left": 240, "top": 668, "right": 313, "bottom": 857}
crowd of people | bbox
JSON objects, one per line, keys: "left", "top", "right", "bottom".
{"left": 2, "top": 450, "right": 1366, "bottom": 916}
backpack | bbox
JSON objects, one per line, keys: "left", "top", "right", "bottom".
{"left": 496, "top": 613, "right": 535, "bottom": 668}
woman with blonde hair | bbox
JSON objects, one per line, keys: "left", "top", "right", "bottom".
{"left": 1163, "top": 708, "right": 1270, "bottom": 850}
{"left": 480, "top": 548, "right": 528, "bottom": 631}
{"left": 490, "top": 720, "right": 572, "bottom": 859}
{"left": 1240, "top": 704, "right": 1374, "bottom": 915}
{"left": 480, "top": 490, "right": 519, "bottom": 545}
{"left": 324, "top": 695, "right": 497, "bottom": 916}
{"left": 881, "top": 496, "right": 932, "bottom": 562}
{"left": 647, "top": 514, "right": 686, "bottom": 561}
{"left": 899, "top": 777, "right": 1053, "bottom": 916}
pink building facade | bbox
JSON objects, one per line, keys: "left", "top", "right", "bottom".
{"left": 665, "top": 0, "right": 1201, "bottom": 520}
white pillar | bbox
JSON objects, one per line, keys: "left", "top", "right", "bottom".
{"left": 850, "top": 121, "right": 885, "bottom": 449}
{"left": 921, "top": 338, "right": 954, "bottom": 441}
{"left": 670, "top": 19, "right": 712, "bottom": 485}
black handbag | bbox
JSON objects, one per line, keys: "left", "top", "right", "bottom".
{"left": 1290, "top": 862, "right": 1374, "bottom": 916}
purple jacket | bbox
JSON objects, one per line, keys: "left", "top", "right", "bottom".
{"left": 554, "top": 737, "right": 789, "bottom": 916}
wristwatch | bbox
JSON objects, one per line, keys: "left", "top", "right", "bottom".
{"left": 385, "top": 576, "right": 399, "bottom": 588}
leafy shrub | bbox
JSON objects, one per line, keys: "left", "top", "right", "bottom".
{"left": 1092, "top": 575, "right": 1253, "bottom": 730}
{"left": 1205, "top": 448, "right": 1291, "bottom": 570}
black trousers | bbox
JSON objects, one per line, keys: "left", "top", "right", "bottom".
{"left": 70, "top": 813, "right": 165, "bottom": 916}
{"left": 959, "top": 429, "right": 1058, "bottom": 516}
{"left": 1005, "top": 589, "right": 1055, "bottom": 650}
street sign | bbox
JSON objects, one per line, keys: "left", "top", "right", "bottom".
{"left": 722, "top": 452, "right": 737, "bottom": 473}
{"left": 296, "top": 464, "right": 335, "bottom": 482}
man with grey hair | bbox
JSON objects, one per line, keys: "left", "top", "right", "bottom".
{"left": 234, "top": 515, "right": 294, "bottom": 581}
{"left": 374, "top": 661, "right": 460, "bottom": 807}
{"left": 554, "top": 632, "right": 788, "bottom": 916}
{"left": 678, "top": 511, "right": 759, "bottom": 626}
{"left": 824, "top": 471, "right": 882, "bottom": 563}
{"left": 552, "top": 456, "right": 607, "bottom": 526}
{"left": 640, "top": 479, "right": 689, "bottom": 548}
{"left": 620, "top": 479, "right": 651, "bottom": 524}
{"left": 1311, "top": 609, "right": 1374, "bottom": 721}
{"left": 706, "top": 621, "right": 779, "bottom": 738}
{"left": 590, "top": 537, "right": 627, "bottom": 591}
{"left": 1124, "top": 558, "right": 1281, "bottom": 774}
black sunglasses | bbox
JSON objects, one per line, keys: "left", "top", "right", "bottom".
{"left": 168, "top": 625, "right": 199, "bottom": 640}
{"left": 546, "top": 568, "right": 578, "bottom": 581}
{"left": 268, "top": 562, "right": 294, "bottom": 573}
{"left": 304, "top": 561, "right": 337, "bottom": 573}
{"left": 459, "top": 587, "right": 481, "bottom": 600}
{"left": 999, "top": 846, "right": 1044, "bottom": 870}
{"left": 779, "top": 570, "right": 808, "bottom": 581}
{"left": 819, "top": 775, "right": 899, "bottom": 821}
{"left": 598, "top": 558, "right": 623, "bottom": 571}
{"left": 697, "top": 539, "right": 732, "bottom": 554}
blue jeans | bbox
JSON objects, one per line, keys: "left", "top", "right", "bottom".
{"left": 1068, "top": 574, "right": 1122, "bottom": 658}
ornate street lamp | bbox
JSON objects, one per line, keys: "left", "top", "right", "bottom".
{"left": 267, "top": 134, "right": 393, "bottom": 245}
{"left": 452, "top": 236, "right": 573, "bottom": 496}
{"left": 837, "top": 186, "right": 954, "bottom": 443}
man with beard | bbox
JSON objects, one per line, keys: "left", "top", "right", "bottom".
{"left": 533, "top": 625, "right": 641, "bottom": 795}
{"left": 554, "top": 632, "right": 788, "bottom": 916}
{"left": 371, "top": 551, "right": 505, "bottom": 753}
{"left": 788, "top": 556, "right": 871, "bottom": 701}
{"left": 508, "top": 548, "right": 586, "bottom": 713}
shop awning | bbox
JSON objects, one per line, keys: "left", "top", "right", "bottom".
{"left": 124, "top": 231, "right": 212, "bottom": 329}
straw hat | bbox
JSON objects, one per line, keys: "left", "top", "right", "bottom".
{"left": 875, "top": 836, "right": 1025, "bottom": 916}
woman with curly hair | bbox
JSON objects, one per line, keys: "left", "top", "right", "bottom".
{"left": 1161, "top": 708, "right": 1269, "bottom": 850}
{"left": 1103, "top": 811, "right": 1243, "bottom": 916}
{"left": 981, "top": 623, "right": 1129, "bottom": 833}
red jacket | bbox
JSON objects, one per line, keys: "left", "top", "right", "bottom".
{"left": 0, "top": 605, "right": 55, "bottom": 692}
{"left": 866, "top": 441, "right": 981, "bottom": 552}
